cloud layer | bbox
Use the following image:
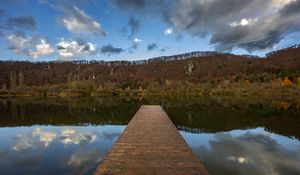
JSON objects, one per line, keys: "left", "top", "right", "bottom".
{"left": 147, "top": 43, "right": 158, "bottom": 51}
{"left": 62, "top": 6, "right": 106, "bottom": 36}
{"left": 111, "top": 0, "right": 300, "bottom": 52}
{"left": 57, "top": 38, "right": 96, "bottom": 59}
{"left": 127, "top": 16, "right": 140, "bottom": 39}
{"left": 6, "top": 15, "right": 36, "bottom": 30}
{"left": 8, "top": 32, "right": 54, "bottom": 59}
{"left": 100, "top": 44, "right": 124, "bottom": 55}
{"left": 190, "top": 131, "right": 300, "bottom": 175}
{"left": 1, "top": 0, "right": 300, "bottom": 60}
{"left": 29, "top": 39, "right": 55, "bottom": 59}
{"left": 0, "top": 11, "right": 36, "bottom": 37}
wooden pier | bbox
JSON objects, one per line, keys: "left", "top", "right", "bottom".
{"left": 94, "top": 105, "right": 209, "bottom": 175}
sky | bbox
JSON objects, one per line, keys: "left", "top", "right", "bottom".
{"left": 0, "top": 0, "right": 299, "bottom": 61}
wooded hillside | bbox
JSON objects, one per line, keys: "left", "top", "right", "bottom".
{"left": 0, "top": 45, "right": 299, "bottom": 92}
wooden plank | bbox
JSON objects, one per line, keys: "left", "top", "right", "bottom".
{"left": 94, "top": 105, "right": 209, "bottom": 175}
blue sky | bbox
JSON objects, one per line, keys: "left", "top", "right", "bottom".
{"left": 0, "top": 0, "right": 299, "bottom": 61}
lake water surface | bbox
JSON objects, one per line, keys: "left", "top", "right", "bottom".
{"left": 0, "top": 97, "right": 299, "bottom": 175}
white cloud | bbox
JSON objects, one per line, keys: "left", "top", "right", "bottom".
{"left": 57, "top": 39, "right": 96, "bottom": 59}
{"left": 62, "top": 129, "right": 76, "bottom": 135}
{"left": 8, "top": 33, "right": 54, "bottom": 59}
{"left": 273, "top": 0, "right": 296, "bottom": 8}
{"left": 227, "top": 156, "right": 251, "bottom": 164}
{"left": 230, "top": 18, "right": 258, "bottom": 27}
{"left": 154, "top": 0, "right": 300, "bottom": 51}
{"left": 60, "top": 128, "right": 96, "bottom": 146}
{"left": 32, "top": 128, "right": 57, "bottom": 147}
{"left": 29, "top": 39, "right": 54, "bottom": 59}
{"left": 191, "top": 132, "right": 300, "bottom": 175}
{"left": 12, "top": 135, "right": 34, "bottom": 151}
{"left": 62, "top": 6, "right": 105, "bottom": 36}
{"left": 133, "top": 38, "right": 142, "bottom": 43}
{"left": 164, "top": 27, "right": 173, "bottom": 35}
{"left": 7, "top": 34, "right": 31, "bottom": 54}
{"left": 67, "top": 149, "right": 103, "bottom": 167}
{"left": 12, "top": 128, "right": 57, "bottom": 151}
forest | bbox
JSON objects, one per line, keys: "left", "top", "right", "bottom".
{"left": 0, "top": 45, "right": 300, "bottom": 99}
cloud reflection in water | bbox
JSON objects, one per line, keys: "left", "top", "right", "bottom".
{"left": 181, "top": 128, "right": 300, "bottom": 175}
{"left": 0, "top": 125, "right": 125, "bottom": 175}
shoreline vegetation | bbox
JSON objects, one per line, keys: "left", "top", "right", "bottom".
{"left": 1, "top": 69, "right": 300, "bottom": 99}
{"left": 0, "top": 77, "right": 299, "bottom": 103}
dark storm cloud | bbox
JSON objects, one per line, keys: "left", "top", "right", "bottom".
{"left": 111, "top": 0, "right": 146, "bottom": 10}
{"left": 147, "top": 43, "right": 158, "bottom": 51}
{"left": 100, "top": 44, "right": 124, "bottom": 55}
{"left": 0, "top": 9, "right": 5, "bottom": 36}
{"left": 161, "top": 0, "right": 275, "bottom": 51}
{"left": 239, "top": 31, "right": 284, "bottom": 52}
{"left": 0, "top": 10, "right": 36, "bottom": 37}
{"left": 0, "top": 9, "right": 5, "bottom": 20}
{"left": 280, "top": 0, "right": 300, "bottom": 16}
{"left": 111, "top": 0, "right": 300, "bottom": 52}
{"left": 159, "top": 46, "right": 168, "bottom": 52}
{"left": 166, "top": 0, "right": 300, "bottom": 51}
{"left": 6, "top": 15, "right": 36, "bottom": 30}
{"left": 128, "top": 16, "right": 140, "bottom": 39}
{"left": 117, "top": 16, "right": 140, "bottom": 39}
{"left": 110, "top": 0, "right": 166, "bottom": 12}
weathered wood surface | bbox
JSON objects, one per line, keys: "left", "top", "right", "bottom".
{"left": 94, "top": 105, "right": 209, "bottom": 175}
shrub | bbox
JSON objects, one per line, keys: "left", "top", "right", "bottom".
{"left": 282, "top": 76, "right": 293, "bottom": 87}
{"left": 277, "top": 69, "right": 300, "bottom": 81}
{"left": 297, "top": 77, "right": 300, "bottom": 85}
{"left": 248, "top": 72, "right": 275, "bottom": 83}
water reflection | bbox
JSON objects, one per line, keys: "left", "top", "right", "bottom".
{"left": 181, "top": 128, "right": 300, "bottom": 175}
{"left": 0, "top": 125, "right": 125, "bottom": 175}
{"left": 0, "top": 97, "right": 299, "bottom": 175}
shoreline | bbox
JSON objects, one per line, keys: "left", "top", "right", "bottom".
{"left": 1, "top": 82, "right": 299, "bottom": 98}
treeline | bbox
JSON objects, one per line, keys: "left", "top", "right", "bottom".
{"left": 0, "top": 45, "right": 300, "bottom": 96}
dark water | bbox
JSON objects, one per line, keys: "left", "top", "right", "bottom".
{"left": 0, "top": 97, "right": 299, "bottom": 175}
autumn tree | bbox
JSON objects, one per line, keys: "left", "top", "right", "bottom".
{"left": 10, "top": 71, "right": 17, "bottom": 91}
{"left": 2, "top": 83, "right": 7, "bottom": 90}
{"left": 19, "top": 71, "right": 24, "bottom": 87}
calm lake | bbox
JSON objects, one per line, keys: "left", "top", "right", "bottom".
{"left": 0, "top": 96, "right": 300, "bottom": 175}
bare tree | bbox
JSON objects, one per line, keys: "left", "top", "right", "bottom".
{"left": 10, "top": 71, "right": 17, "bottom": 91}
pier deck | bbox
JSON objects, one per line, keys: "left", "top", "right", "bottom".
{"left": 94, "top": 105, "right": 209, "bottom": 175}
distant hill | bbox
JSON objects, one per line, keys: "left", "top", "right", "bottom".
{"left": 0, "top": 45, "right": 299, "bottom": 88}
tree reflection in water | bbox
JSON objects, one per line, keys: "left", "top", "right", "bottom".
{"left": 0, "top": 96, "right": 299, "bottom": 175}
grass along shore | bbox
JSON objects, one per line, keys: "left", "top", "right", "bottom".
{"left": 1, "top": 77, "right": 299, "bottom": 103}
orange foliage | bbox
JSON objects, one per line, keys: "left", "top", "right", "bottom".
{"left": 280, "top": 102, "right": 292, "bottom": 110}
{"left": 282, "top": 77, "right": 293, "bottom": 87}
{"left": 296, "top": 101, "right": 300, "bottom": 109}
{"left": 297, "top": 77, "right": 300, "bottom": 85}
